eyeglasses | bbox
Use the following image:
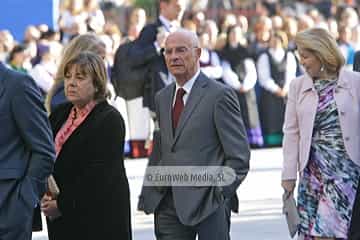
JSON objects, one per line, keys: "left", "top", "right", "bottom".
{"left": 162, "top": 46, "right": 198, "bottom": 57}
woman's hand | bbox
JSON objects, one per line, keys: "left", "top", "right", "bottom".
{"left": 41, "top": 194, "right": 62, "bottom": 220}
{"left": 281, "top": 179, "right": 296, "bottom": 193}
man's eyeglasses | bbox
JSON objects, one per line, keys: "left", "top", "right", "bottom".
{"left": 162, "top": 46, "right": 198, "bottom": 56}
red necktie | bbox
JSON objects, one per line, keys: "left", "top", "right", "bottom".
{"left": 172, "top": 88, "right": 186, "bottom": 131}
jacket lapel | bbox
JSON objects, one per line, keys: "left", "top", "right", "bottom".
{"left": 162, "top": 84, "right": 175, "bottom": 143}
{"left": 172, "top": 73, "right": 208, "bottom": 147}
{"left": 337, "top": 67, "right": 353, "bottom": 97}
{"left": 55, "top": 101, "right": 107, "bottom": 159}
{"left": 298, "top": 73, "right": 318, "bottom": 142}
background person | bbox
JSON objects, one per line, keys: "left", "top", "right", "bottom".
{"left": 220, "top": 24, "right": 263, "bottom": 148}
{"left": 41, "top": 52, "right": 132, "bottom": 240}
{"left": 281, "top": 28, "right": 360, "bottom": 239}
{"left": 128, "top": 0, "right": 186, "bottom": 114}
{"left": 257, "top": 30, "right": 297, "bottom": 146}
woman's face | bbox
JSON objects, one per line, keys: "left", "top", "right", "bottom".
{"left": 297, "top": 48, "right": 322, "bottom": 78}
{"left": 64, "top": 64, "right": 96, "bottom": 108}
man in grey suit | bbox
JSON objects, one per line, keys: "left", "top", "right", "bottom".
{"left": 138, "top": 29, "right": 250, "bottom": 240}
{"left": 0, "top": 62, "right": 55, "bottom": 239}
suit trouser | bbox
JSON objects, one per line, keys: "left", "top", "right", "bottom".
{"left": 349, "top": 181, "right": 360, "bottom": 240}
{"left": 0, "top": 180, "right": 34, "bottom": 240}
{"left": 154, "top": 190, "right": 231, "bottom": 240}
{"left": 0, "top": 220, "right": 33, "bottom": 240}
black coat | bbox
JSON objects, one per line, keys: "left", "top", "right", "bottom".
{"left": 128, "top": 18, "right": 169, "bottom": 113}
{"left": 47, "top": 101, "right": 132, "bottom": 240}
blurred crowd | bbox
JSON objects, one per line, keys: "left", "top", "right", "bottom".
{"left": 1, "top": 0, "right": 360, "bottom": 152}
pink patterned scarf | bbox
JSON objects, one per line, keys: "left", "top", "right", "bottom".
{"left": 54, "top": 101, "right": 97, "bottom": 156}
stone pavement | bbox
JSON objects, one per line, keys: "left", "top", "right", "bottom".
{"left": 33, "top": 148, "right": 295, "bottom": 240}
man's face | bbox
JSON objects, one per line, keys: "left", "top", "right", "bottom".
{"left": 164, "top": 33, "right": 201, "bottom": 84}
{"left": 162, "top": 0, "right": 185, "bottom": 21}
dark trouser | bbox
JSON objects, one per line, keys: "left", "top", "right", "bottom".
{"left": 0, "top": 180, "right": 33, "bottom": 240}
{"left": 349, "top": 182, "right": 360, "bottom": 240}
{"left": 154, "top": 190, "right": 231, "bottom": 240}
{"left": 0, "top": 212, "right": 33, "bottom": 240}
{"left": 0, "top": 222, "right": 32, "bottom": 240}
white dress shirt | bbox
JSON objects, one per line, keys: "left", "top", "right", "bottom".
{"left": 173, "top": 69, "right": 201, "bottom": 106}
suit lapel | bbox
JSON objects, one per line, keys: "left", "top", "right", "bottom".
{"left": 299, "top": 73, "right": 318, "bottom": 141}
{"left": 337, "top": 67, "right": 354, "bottom": 97}
{"left": 172, "top": 74, "right": 208, "bottom": 147}
{"left": 162, "top": 84, "right": 175, "bottom": 143}
{"left": 52, "top": 104, "right": 73, "bottom": 137}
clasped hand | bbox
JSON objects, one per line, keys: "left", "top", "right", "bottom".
{"left": 41, "top": 194, "right": 62, "bottom": 220}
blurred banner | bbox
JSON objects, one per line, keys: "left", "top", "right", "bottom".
{"left": 0, "top": 0, "right": 59, "bottom": 41}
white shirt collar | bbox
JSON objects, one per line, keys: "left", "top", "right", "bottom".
{"left": 173, "top": 70, "right": 201, "bottom": 106}
{"left": 159, "top": 15, "right": 177, "bottom": 32}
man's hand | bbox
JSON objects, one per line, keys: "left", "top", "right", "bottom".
{"left": 156, "top": 27, "right": 169, "bottom": 49}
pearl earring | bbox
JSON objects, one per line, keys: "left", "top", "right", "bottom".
{"left": 320, "top": 65, "right": 325, "bottom": 72}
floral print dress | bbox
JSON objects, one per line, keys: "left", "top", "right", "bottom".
{"left": 297, "top": 78, "right": 360, "bottom": 239}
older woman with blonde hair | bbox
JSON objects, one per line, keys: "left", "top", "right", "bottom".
{"left": 41, "top": 51, "right": 132, "bottom": 240}
{"left": 46, "top": 33, "right": 106, "bottom": 112}
{"left": 281, "top": 27, "right": 360, "bottom": 239}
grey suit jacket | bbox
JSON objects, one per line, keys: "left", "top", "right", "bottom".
{"left": 0, "top": 62, "right": 55, "bottom": 231}
{"left": 138, "top": 72, "right": 250, "bottom": 226}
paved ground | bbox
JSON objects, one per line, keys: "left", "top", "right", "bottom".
{"left": 33, "top": 147, "right": 295, "bottom": 240}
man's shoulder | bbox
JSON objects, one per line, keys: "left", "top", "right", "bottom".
{"left": 204, "top": 77, "right": 233, "bottom": 97}
{"left": 140, "top": 20, "right": 162, "bottom": 35}
{"left": 2, "top": 67, "right": 33, "bottom": 93}
{"left": 156, "top": 82, "right": 174, "bottom": 100}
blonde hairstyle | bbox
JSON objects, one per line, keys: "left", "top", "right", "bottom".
{"left": 295, "top": 27, "right": 345, "bottom": 76}
{"left": 63, "top": 51, "right": 108, "bottom": 101}
{"left": 63, "top": 0, "right": 84, "bottom": 15}
{"left": 46, "top": 33, "right": 105, "bottom": 111}
{"left": 272, "top": 30, "right": 288, "bottom": 49}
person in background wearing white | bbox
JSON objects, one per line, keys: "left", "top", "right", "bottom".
{"left": 29, "top": 43, "right": 58, "bottom": 95}
{"left": 257, "top": 30, "right": 297, "bottom": 146}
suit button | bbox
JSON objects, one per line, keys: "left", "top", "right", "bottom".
{"left": 345, "top": 137, "right": 350, "bottom": 141}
